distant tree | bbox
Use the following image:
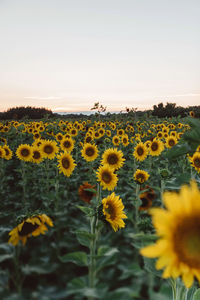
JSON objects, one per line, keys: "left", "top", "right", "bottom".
{"left": 0, "top": 106, "right": 53, "bottom": 120}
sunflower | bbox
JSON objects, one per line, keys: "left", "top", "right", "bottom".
{"left": 0, "top": 146, "right": 6, "bottom": 159}
{"left": 96, "top": 165, "right": 118, "bottom": 191}
{"left": 39, "top": 139, "right": 58, "bottom": 160}
{"left": 165, "top": 136, "right": 178, "bottom": 148}
{"left": 134, "top": 169, "right": 150, "bottom": 184}
{"left": 8, "top": 214, "right": 53, "bottom": 246}
{"left": 55, "top": 132, "right": 64, "bottom": 142}
{"left": 70, "top": 128, "right": 78, "bottom": 137}
{"left": 149, "top": 139, "right": 164, "bottom": 156}
{"left": 16, "top": 144, "right": 32, "bottom": 162}
{"left": 60, "top": 137, "right": 75, "bottom": 153}
{"left": 78, "top": 182, "right": 96, "bottom": 203}
{"left": 112, "top": 135, "right": 120, "bottom": 146}
{"left": 2, "top": 145, "right": 13, "bottom": 160}
{"left": 101, "top": 148, "right": 125, "bottom": 170}
{"left": 31, "top": 146, "right": 44, "bottom": 164}
{"left": 121, "top": 134, "right": 129, "bottom": 146}
{"left": 140, "top": 181, "right": 200, "bottom": 288}
{"left": 139, "top": 186, "right": 155, "bottom": 211}
{"left": 102, "top": 192, "right": 127, "bottom": 231}
{"left": 133, "top": 142, "right": 148, "bottom": 161}
{"left": 189, "top": 152, "right": 200, "bottom": 173}
{"left": 189, "top": 110, "right": 195, "bottom": 117}
{"left": 57, "top": 152, "right": 76, "bottom": 177}
{"left": 81, "top": 143, "right": 98, "bottom": 162}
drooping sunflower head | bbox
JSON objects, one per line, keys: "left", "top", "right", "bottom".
{"left": 149, "top": 139, "right": 164, "bottom": 156}
{"left": 134, "top": 169, "right": 150, "bottom": 184}
{"left": 78, "top": 182, "right": 96, "bottom": 203}
{"left": 102, "top": 192, "right": 127, "bottom": 231}
{"left": 39, "top": 139, "right": 59, "bottom": 160}
{"left": 81, "top": 143, "right": 98, "bottom": 162}
{"left": 139, "top": 186, "right": 155, "bottom": 211}
{"left": 57, "top": 152, "right": 76, "bottom": 177}
{"left": 60, "top": 137, "right": 75, "bottom": 153}
{"left": 133, "top": 142, "right": 148, "bottom": 161}
{"left": 140, "top": 181, "right": 200, "bottom": 288}
{"left": 101, "top": 148, "right": 125, "bottom": 170}
{"left": 16, "top": 144, "right": 32, "bottom": 162}
{"left": 8, "top": 214, "right": 53, "bottom": 246}
{"left": 96, "top": 165, "right": 118, "bottom": 191}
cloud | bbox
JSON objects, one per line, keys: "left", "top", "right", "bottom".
{"left": 24, "top": 96, "right": 63, "bottom": 100}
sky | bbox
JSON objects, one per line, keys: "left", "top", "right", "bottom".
{"left": 0, "top": 0, "right": 199, "bottom": 112}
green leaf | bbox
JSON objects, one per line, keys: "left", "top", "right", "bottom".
{"left": 165, "top": 143, "right": 191, "bottom": 159}
{"left": 76, "top": 230, "right": 95, "bottom": 248}
{"left": 76, "top": 205, "right": 94, "bottom": 216}
{"left": 128, "top": 233, "right": 157, "bottom": 249}
{"left": 0, "top": 254, "right": 13, "bottom": 263}
{"left": 193, "top": 288, "right": 200, "bottom": 300}
{"left": 143, "top": 257, "right": 162, "bottom": 278}
{"left": 59, "top": 251, "right": 88, "bottom": 266}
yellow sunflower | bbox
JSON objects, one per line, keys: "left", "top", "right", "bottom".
{"left": 8, "top": 214, "right": 53, "bottom": 246}
{"left": 96, "top": 165, "right": 118, "bottom": 191}
{"left": 149, "top": 139, "right": 164, "bottom": 156}
{"left": 121, "top": 134, "right": 129, "bottom": 147}
{"left": 133, "top": 142, "right": 148, "bottom": 161}
{"left": 0, "top": 146, "right": 6, "bottom": 159}
{"left": 134, "top": 169, "right": 150, "bottom": 184}
{"left": 39, "top": 139, "right": 59, "bottom": 160}
{"left": 16, "top": 144, "right": 32, "bottom": 162}
{"left": 60, "top": 137, "right": 75, "bottom": 153}
{"left": 2, "top": 145, "right": 13, "bottom": 160}
{"left": 55, "top": 132, "right": 64, "bottom": 142}
{"left": 102, "top": 192, "right": 127, "bottom": 231}
{"left": 140, "top": 181, "right": 200, "bottom": 288}
{"left": 57, "top": 152, "right": 76, "bottom": 177}
{"left": 189, "top": 152, "right": 200, "bottom": 173}
{"left": 81, "top": 143, "right": 98, "bottom": 162}
{"left": 165, "top": 136, "right": 178, "bottom": 148}
{"left": 101, "top": 148, "right": 125, "bottom": 170}
{"left": 31, "top": 146, "right": 44, "bottom": 164}
{"left": 112, "top": 135, "right": 120, "bottom": 146}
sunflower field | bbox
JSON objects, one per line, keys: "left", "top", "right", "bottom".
{"left": 0, "top": 113, "right": 200, "bottom": 300}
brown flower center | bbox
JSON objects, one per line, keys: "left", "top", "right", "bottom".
{"left": 85, "top": 147, "right": 95, "bottom": 157}
{"left": 194, "top": 158, "right": 200, "bottom": 168}
{"left": 44, "top": 145, "right": 53, "bottom": 154}
{"left": 137, "top": 147, "right": 144, "bottom": 156}
{"left": 169, "top": 139, "right": 175, "bottom": 146}
{"left": 106, "top": 202, "right": 116, "bottom": 220}
{"left": 62, "top": 158, "right": 70, "bottom": 169}
{"left": 19, "top": 222, "right": 39, "bottom": 236}
{"left": 151, "top": 142, "right": 158, "bottom": 151}
{"left": 21, "top": 148, "right": 30, "bottom": 157}
{"left": 102, "top": 171, "right": 112, "bottom": 183}
{"left": 107, "top": 154, "right": 118, "bottom": 165}
{"left": 33, "top": 151, "right": 41, "bottom": 159}
{"left": 63, "top": 141, "right": 71, "bottom": 148}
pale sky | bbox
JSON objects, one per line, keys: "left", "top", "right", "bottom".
{"left": 0, "top": 0, "right": 199, "bottom": 112}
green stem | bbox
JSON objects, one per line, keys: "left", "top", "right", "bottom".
{"left": 134, "top": 184, "right": 140, "bottom": 231}
{"left": 21, "top": 161, "right": 27, "bottom": 208}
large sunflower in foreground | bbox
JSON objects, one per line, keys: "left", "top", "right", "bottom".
{"left": 96, "top": 165, "right": 118, "bottom": 191}
{"left": 8, "top": 214, "right": 53, "bottom": 246}
{"left": 101, "top": 148, "right": 125, "bottom": 170}
{"left": 102, "top": 192, "right": 127, "bottom": 231}
{"left": 16, "top": 144, "right": 32, "bottom": 162}
{"left": 57, "top": 152, "right": 76, "bottom": 177}
{"left": 81, "top": 143, "right": 98, "bottom": 162}
{"left": 140, "top": 181, "right": 200, "bottom": 288}
{"left": 39, "top": 139, "right": 59, "bottom": 160}
{"left": 133, "top": 142, "right": 148, "bottom": 161}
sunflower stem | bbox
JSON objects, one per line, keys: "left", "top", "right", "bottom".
{"left": 21, "top": 161, "right": 27, "bottom": 209}
{"left": 134, "top": 184, "right": 140, "bottom": 231}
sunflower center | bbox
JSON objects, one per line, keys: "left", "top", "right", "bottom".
{"left": 151, "top": 142, "right": 158, "bottom": 151}
{"left": 173, "top": 217, "right": 200, "bottom": 267}
{"left": 33, "top": 151, "right": 41, "bottom": 159}
{"left": 169, "top": 139, "right": 175, "bottom": 146}
{"left": 140, "top": 197, "right": 150, "bottom": 208}
{"left": 19, "top": 222, "right": 39, "bottom": 236}
{"left": 137, "top": 147, "right": 144, "bottom": 156}
{"left": 194, "top": 158, "right": 200, "bottom": 168}
{"left": 86, "top": 147, "right": 95, "bottom": 156}
{"left": 44, "top": 145, "right": 53, "bottom": 154}
{"left": 136, "top": 173, "right": 145, "bottom": 182}
{"left": 62, "top": 158, "right": 70, "bottom": 169}
{"left": 63, "top": 141, "right": 71, "bottom": 148}
{"left": 106, "top": 202, "right": 116, "bottom": 220}
{"left": 102, "top": 171, "right": 112, "bottom": 183}
{"left": 5, "top": 149, "right": 9, "bottom": 156}
{"left": 21, "top": 148, "right": 30, "bottom": 157}
{"left": 107, "top": 154, "right": 118, "bottom": 165}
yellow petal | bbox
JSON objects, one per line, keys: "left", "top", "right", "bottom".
{"left": 182, "top": 272, "right": 194, "bottom": 288}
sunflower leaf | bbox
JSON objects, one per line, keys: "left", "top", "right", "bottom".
{"left": 59, "top": 251, "right": 88, "bottom": 266}
{"left": 76, "top": 205, "right": 94, "bottom": 217}
{"left": 193, "top": 288, "right": 200, "bottom": 300}
{"left": 76, "top": 230, "right": 95, "bottom": 248}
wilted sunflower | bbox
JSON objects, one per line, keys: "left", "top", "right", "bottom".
{"left": 81, "top": 143, "right": 98, "bottom": 162}
{"left": 139, "top": 186, "right": 155, "bottom": 211}
{"left": 39, "top": 139, "right": 58, "bottom": 160}
{"left": 102, "top": 192, "right": 127, "bottom": 231}
{"left": 189, "top": 152, "right": 200, "bottom": 173}
{"left": 149, "top": 139, "right": 164, "bottom": 156}
{"left": 165, "top": 136, "right": 178, "bottom": 148}
{"left": 78, "top": 182, "right": 96, "bottom": 203}
{"left": 133, "top": 142, "right": 148, "bottom": 161}
{"left": 8, "top": 214, "right": 53, "bottom": 246}
{"left": 16, "top": 144, "right": 32, "bottom": 162}
{"left": 31, "top": 146, "right": 44, "bottom": 164}
{"left": 134, "top": 169, "right": 150, "bottom": 184}
{"left": 60, "top": 137, "right": 75, "bottom": 153}
{"left": 57, "top": 152, "right": 76, "bottom": 177}
{"left": 96, "top": 165, "right": 118, "bottom": 191}
{"left": 101, "top": 148, "right": 125, "bottom": 170}
{"left": 2, "top": 145, "right": 13, "bottom": 160}
{"left": 140, "top": 181, "right": 200, "bottom": 288}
